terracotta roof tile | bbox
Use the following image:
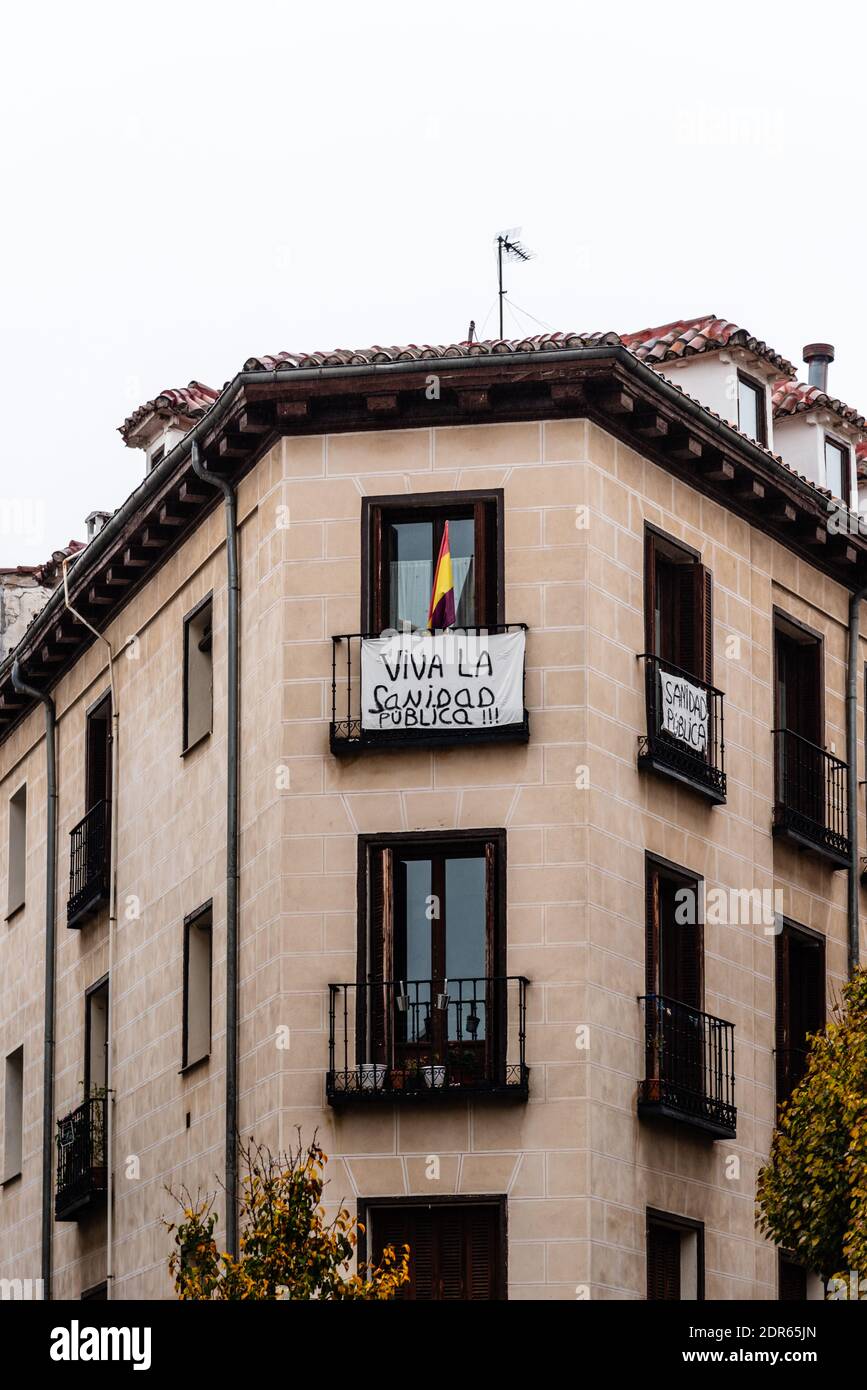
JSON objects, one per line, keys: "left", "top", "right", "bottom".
{"left": 622, "top": 314, "right": 796, "bottom": 377}
{"left": 119, "top": 381, "right": 219, "bottom": 443}
{"left": 772, "top": 378, "right": 865, "bottom": 430}
{"left": 242, "top": 331, "right": 620, "bottom": 373}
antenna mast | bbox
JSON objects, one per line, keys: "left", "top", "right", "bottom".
{"left": 496, "top": 230, "right": 532, "bottom": 338}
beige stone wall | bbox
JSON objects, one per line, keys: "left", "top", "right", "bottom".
{"left": 0, "top": 415, "right": 864, "bottom": 1300}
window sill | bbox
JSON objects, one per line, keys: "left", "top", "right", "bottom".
{"left": 181, "top": 731, "right": 211, "bottom": 759}
{"left": 1, "top": 1169, "right": 22, "bottom": 1188}
{"left": 5, "top": 901, "right": 25, "bottom": 924}
{"left": 179, "top": 1053, "right": 210, "bottom": 1077}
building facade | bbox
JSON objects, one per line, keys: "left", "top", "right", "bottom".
{"left": 0, "top": 317, "right": 865, "bottom": 1300}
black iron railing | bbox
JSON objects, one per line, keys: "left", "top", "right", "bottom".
{"left": 773, "top": 728, "right": 849, "bottom": 865}
{"left": 67, "top": 800, "right": 110, "bottom": 927}
{"left": 638, "top": 994, "right": 736, "bottom": 1139}
{"left": 327, "top": 976, "right": 529, "bottom": 1103}
{"left": 55, "top": 1095, "right": 107, "bottom": 1221}
{"left": 637, "top": 654, "right": 726, "bottom": 801}
{"left": 330, "top": 625, "right": 529, "bottom": 754}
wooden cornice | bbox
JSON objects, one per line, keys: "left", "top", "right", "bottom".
{"left": 4, "top": 351, "right": 867, "bottom": 740}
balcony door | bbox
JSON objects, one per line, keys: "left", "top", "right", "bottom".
{"left": 366, "top": 492, "right": 501, "bottom": 633}
{"left": 85, "top": 978, "right": 109, "bottom": 1098}
{"left": 774, "top": 621, "right": 823, "bottom": 825}
{"left": 86, "top": 694, "right": 112, "bottom": 813}
{"left": 775, "top": 922, "right": 825, "bottom": 1106}
{"left": 646, "top": 859, "right": 704, "bottom": 1106}
{"left": 365, "top": 834, "right": 502, "bottom": 1082}
{"left": 645, "top": 528, "right": 712, "bottom": 684}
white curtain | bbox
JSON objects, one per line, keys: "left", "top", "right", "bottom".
{"left": 390, "top": 555, "right": 475, "bottom": 630}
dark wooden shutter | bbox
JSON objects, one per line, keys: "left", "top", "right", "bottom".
{"left": 676, "top": 564, "right": 700, "bottom": 678}
{"left": 675, "top": 881, "right": 703, "bottom": 1011}
{"left": 86, "top": 701, "right": 111, "bottom": 809}
{"left": 439, "top": 1208, "right": 466, "bottom": 1299}
{"left": 372, "top": 1207, "right": 418, "bottom": 1300}
{"left": 466, "top": 1204, "right": 499, "bottom": 1300}
{"left": 644, "top": 531, "right": 657, "bottom": 654}
{"left": 647, "top": 1222, "right": 681, "bottom": 1300}
{"left": 700, "top": 566, "right": 713, "bottom": 685}
{"left": 367, "top": 847, "right": 393, "bottom": 1066}
{"left": 779, "top": 1255, "right": 807, "bottom": 1302}
{"left": 371, "top": 506, "right": 384, "bottom": 632}
{"left": 474, "top": 499, "right": 490, "bottom": 626}
{"left": 645, "top": 862, "right": 660, "bottom": 995}
{"left": 775, "top": 927, "right": 790, "bottom": 1103}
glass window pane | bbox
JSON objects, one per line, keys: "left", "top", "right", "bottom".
{"left": 448, "top": 518, "right": 476, "bottom": 626}
{"left": 400, "top": 858, "right": 432, "bottom": 1041}
{"left": 738, "top": 378, "right": 759, "bottom": 439}
{"left": 445, "top": 856, "right": 487, "bottom": 1040}
{"left": 389, "top": 522, "right": 432, "bottom": 631}
{"left": 825, "top": 440, "right": 846, "bottom": 500}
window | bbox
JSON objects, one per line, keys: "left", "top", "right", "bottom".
{"left": 778, "top": 1253, "right": 807, "bottom": 1302}
{"left": 774, "top": 615, "right": 822, "bottom": 746}
{"left": 183, "top": 904, "right": 212, "bottom": 1069}
{"left": 85, "top": 978, "right": 109, "bottom": 1097}
{"left": 183, "top": 596, "right": 213, "bottom": 751}
{"left": 80, "top": 1281, "right": 108, "bottom": 1301}
{"left": 645, "top": 857, "right": 702, "bottom": 1011}
{"left": 3, "top": 1045, "right": 23, "bottom": 1182}
{"left": 644, "top": 527, "right": 713, "bottom": 683}
{"left": 6, "top": 783, "right": 26, "bottom": 917}
{"left": 775, "top": 921, "right": 825, "bottom": 1106}
{"left": 364, "top": 1200, "right": 504, "bottom": 1300}
{"left": 86, "top": 693, "right": 112, "bottom": 812}
{"left": 646, "top": 1211, "right": 704, "bottom": 1300}
{"left": 737, "top": 372, "right": 767, "bottom": 444}
{"left": 362, "top": 832, "right": 503, "bottom": 1075}
{"left": 364, "top": 492, "right": 502, "bottom": 632}
{"left": 824, "top": 437, "right": 850, "bottom": 504}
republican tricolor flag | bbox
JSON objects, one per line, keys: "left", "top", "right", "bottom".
{"left": 427, "top": 521, "right": 456, "bottom": 630}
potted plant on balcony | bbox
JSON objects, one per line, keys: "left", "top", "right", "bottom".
{"left": 421, "top": 1058, "right": 447, "bottom": 1089}
{"left": 447, "top": 1046, "right": 480, "bottom": 1087}
{"left": 358, "top": 1062, "right": 387, "bottom": 1092}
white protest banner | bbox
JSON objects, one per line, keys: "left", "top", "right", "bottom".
{"left": 361, "top": 630, "right": 525, "bottom": 732}
{"left": 658, "top": 669, "right": 708, "bottom": 754}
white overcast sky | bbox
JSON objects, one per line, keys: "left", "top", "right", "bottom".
{"left": 2, "top": 0, "right": 866, "bottom": 566}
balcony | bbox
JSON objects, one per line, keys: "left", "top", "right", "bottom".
{"left": 67, "top": 800, "right": 110, "bottom": 927}
{"left": 55, "top": 1096, "right": 107, "bottom": 1221}
{"left": 330, "top": 625, "right": 529, "bottom": 755}
{"left": 327, "top": 976, "right": 529, "bottom": 1104}
{"left": 637, "top": 654, "right": 726, "bottom": 803}
{"left": 773, "top": 729, "right": 849, "bottom": 867}
{"left": 638, "top": 994, "right": 736, "bottom": 1140}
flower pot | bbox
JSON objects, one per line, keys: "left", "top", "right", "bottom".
{"left": 421, "top": 1064, "right": 447, "bottom": 1089}
{"left": 390, "top": 1069, "right": 407, "bottom": 1091}
{"left": 359, "top": 1063, "right": 387, "bottom": 1092}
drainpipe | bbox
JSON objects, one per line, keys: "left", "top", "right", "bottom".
{"left": 846, "top": 584, "right": 867, "bottom": 977}
{"left": 190, "top": 439, "right": 240, "bottom": 1257}
{"left": 61, "top": 558, "right": 120, "bottom": 1298}
{"left": 10, "top": 661, "right": 56, "bottom": 1300}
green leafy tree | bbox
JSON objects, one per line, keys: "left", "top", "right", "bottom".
{"left": 166, "top": 1135, "right": 409, "bottom": 1300}
{"left": 756, "top": 968, "right": 867, "bottom": 1295}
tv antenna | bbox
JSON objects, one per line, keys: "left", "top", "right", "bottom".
{"left": 496, "top": 228, "right": 533, "bottom": 338}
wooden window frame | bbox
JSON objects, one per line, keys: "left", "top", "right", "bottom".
{"left": 84, "top": 690, "right": 112, "bottom": 814}
{"left": 646, "top": 1207, "right": 705, "bottom": 1301}
{"left": 2, "top": 1044, "right": 24, "bottom": 1185}
{"left": 356, "top": 1194, "right": 508, "bottom": 1301}
{"left": 360, "top": 490, "right": 505, "bottom": 633}
{"left": 6, "top": 781, "right": 27, "bottom": 920}
{"left": 644, "top": 852, "right": 704, "bottom": 1008}
{"left": 182, "top": 594, "right": 214, "bottom": 755}
{"left": 737, "top": 370, "right": 767, "bottom": 445}
{"left": 181, "top": 902, "right": 213, "bottom": 1073}
{"left": 775, "top": 917, "right": 825, "bottom": 1107}
{"left": 824, "top": 435, "right": 851, "bottom": 505}
{"left": 643, "top": 523, "right": 713, "bottom": 684}
{"left": 772, "top": 608, "right": 824, "bottom": 745}
{"left": 84, "top": 974, "right": 109, "bottom": 1098}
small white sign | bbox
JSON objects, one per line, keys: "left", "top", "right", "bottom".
{"left": 361, "top": 630, "right": 525, "bottom": 733}
{"left": 658, "top": 670, "right": 708, "bottom": 753}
